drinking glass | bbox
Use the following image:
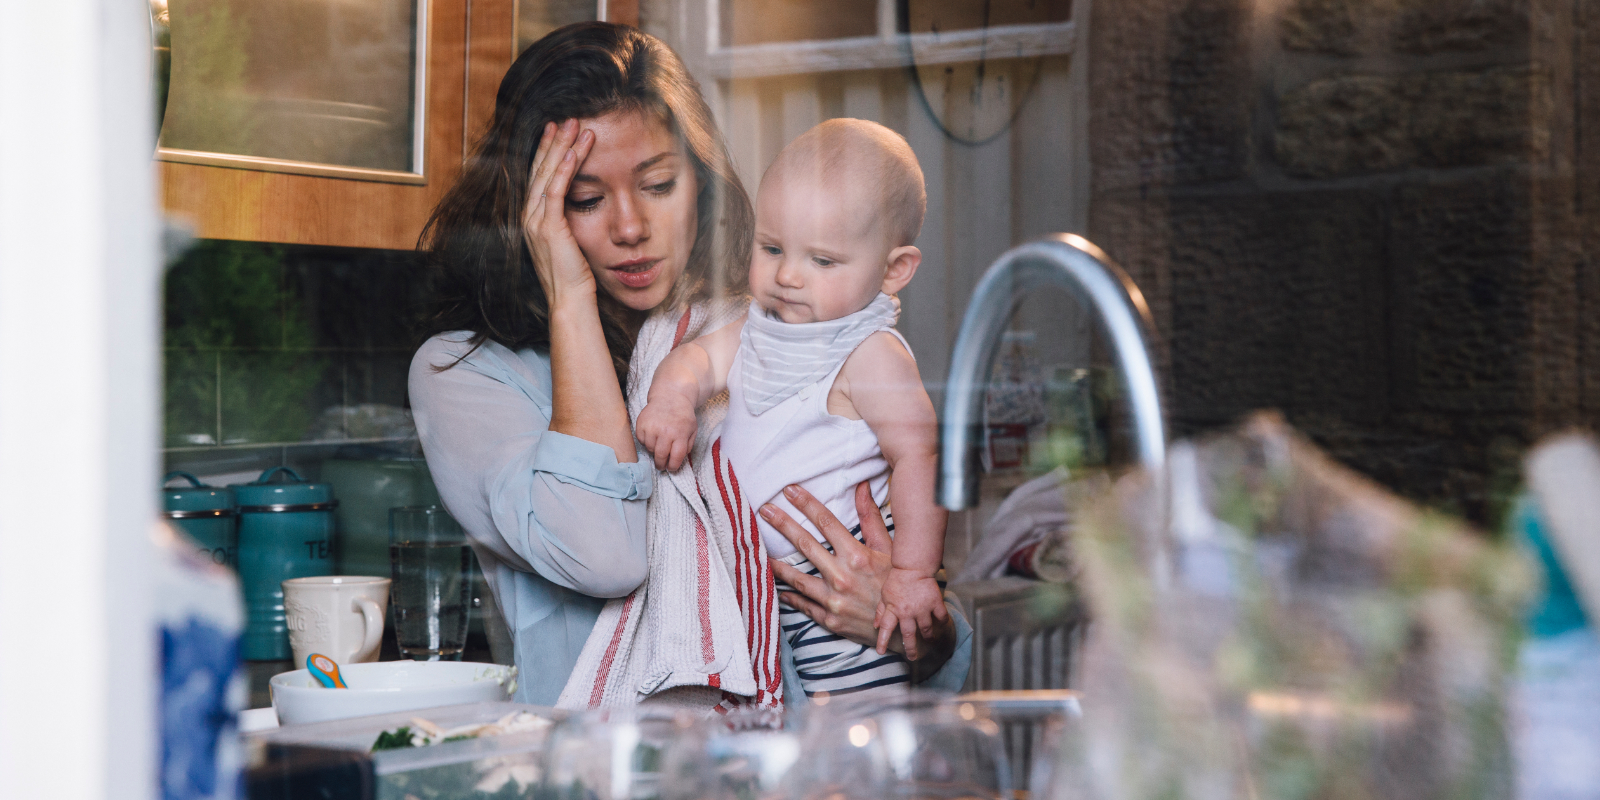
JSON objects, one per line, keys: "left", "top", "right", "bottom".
{"left": 660, "top": 708, "right": 799, "bottom": 800}
{"left": 789, "top": 693, "right": 1013, "bottom": 800}
{"left": 540, "top": 708, "right": 695, "bottom": 800}
{"left": 388, "top": 505, "right": 471, "bottom": 661}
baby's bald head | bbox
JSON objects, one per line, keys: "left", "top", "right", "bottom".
{"left": 761, "top": 119, "right": 927, "bottom": 247}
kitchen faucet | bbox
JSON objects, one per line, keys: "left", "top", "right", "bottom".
{"left": 938, "top": 234, "right": 1166, "bottom": 510}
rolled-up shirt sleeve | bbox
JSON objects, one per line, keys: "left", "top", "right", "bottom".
{"left": 914, "top": 596, "right": 974, "bottom": 691}
{"left": 410, "top": 334, "right": 651, "bottom": 599}
{"left": 529, "top": 430, "right": 652, "bottom": 499}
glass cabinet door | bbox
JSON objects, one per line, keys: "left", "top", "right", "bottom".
{"left": 157, "top": 0, "right": 429, "bottom": 182}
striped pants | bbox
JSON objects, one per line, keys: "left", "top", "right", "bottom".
{"left": 776, "top": 520, "right": 912, "bottom": 698}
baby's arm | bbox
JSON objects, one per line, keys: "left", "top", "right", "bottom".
{"left": 841, "top": 331, "right": 948, "bottom": 659}
{"left": 635, "top": 318, "right": 744, "bottom": 471}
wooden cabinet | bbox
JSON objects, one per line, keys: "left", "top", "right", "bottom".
{"left": 159, "top": 0, "right": 515, "bottom": 250}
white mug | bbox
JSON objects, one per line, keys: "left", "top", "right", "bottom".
{"left": 282, "top": 575, "right": 390, "bottom": 667}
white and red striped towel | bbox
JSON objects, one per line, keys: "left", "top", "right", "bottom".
{"left": 556, "top": 298, "right": 785, "bottom": 713}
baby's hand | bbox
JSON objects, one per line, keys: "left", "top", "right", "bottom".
{"left": 874, "top": 568, "right": 947, "bottom": 661}
{"left": 635, "top": 395, "right": 698, "bottom": 471}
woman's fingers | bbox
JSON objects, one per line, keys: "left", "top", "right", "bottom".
{"left": 764, "top": 489, "right": 904, "bottom": 654}
{"left": 769, "top": 559, "right": 830, "bottom": 613}
{"left": 759, "top": 503, "right": 841, "bottom": 583}
{"left": 522, "top": 124, "right": 554, "bottom": 230}
{"left": 531, "top": 120, "right": 577, "bottom": 196}
{"left": 524, "top": 120, "right": 589, "bottom": 238}
{"left": 777, "top": 585, "right": 831, "bottom": 629}
{"left": 782, "top": 484, "right": 869, "bottom": 566}
{"left": 528, "top": 121, "right": 556, "bottom": 184}
{"left": 524, "top": 120, "right": 568, "bottom": 217}
{"left": 539, "top": 130, "right": 592, "bottom": 230}
{"left": 851, "top": 482, "right": 894, "bottom": 554}
{"left": 521, "top": 122, "right": 597, "bottom": 301}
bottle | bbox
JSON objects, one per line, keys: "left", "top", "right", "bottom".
{"left": 983, "top": 330, "right": 1047, "bottom": 471}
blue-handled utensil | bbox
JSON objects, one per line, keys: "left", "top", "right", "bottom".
{"left": 307, "top": 653, "right": 348, "bottom": 688}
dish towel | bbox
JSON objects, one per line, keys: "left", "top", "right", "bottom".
{"left": 557, "top": 297, "right": 785, "bottom": 712}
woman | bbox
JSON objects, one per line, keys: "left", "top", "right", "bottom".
{"left": 409, "top": 22, "right": 968, "bottom": 707}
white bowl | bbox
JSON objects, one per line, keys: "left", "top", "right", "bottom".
{"left": 270, "top": 661, "right": 514, "bottom": 726}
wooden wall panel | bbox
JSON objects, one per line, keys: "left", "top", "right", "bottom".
{"left": 608, "top": 0, "right": 640, "bottom": 27}
{"left": 158, "top": 0, "right": 515, "bottom": 251}
{"left": 467, "top": 0, "right": 517, "bottom": 156}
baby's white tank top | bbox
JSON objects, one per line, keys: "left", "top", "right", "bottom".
{"left": 721, "top": 326, "right": 910, "bottom": 559}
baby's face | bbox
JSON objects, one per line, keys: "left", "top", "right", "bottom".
{"left": 749, "top": 172, "right": 896, "bottom": 324}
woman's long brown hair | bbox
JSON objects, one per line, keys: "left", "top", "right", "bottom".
{"left": 419, "top": 22, "right": 752, "bottom": 388}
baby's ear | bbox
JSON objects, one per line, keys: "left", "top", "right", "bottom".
{"left": 881, "top": 246, "right": 921, "bottom": 295}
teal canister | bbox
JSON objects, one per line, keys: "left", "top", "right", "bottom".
{"left": 233, "top": 467, "right": 338, "bottom": 660}
{"left": 161, "top": 471, "right": 238, "bottom": 569}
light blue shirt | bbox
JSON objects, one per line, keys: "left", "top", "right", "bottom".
{"left": 410, "top": 332, "right": 971, "bottom": 706}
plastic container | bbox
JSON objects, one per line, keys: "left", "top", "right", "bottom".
{"left": 234, "top": 467, "right": 338, "bottom": 660}
{"left": 245, "top": 702, "right": 562, "bottom": 800}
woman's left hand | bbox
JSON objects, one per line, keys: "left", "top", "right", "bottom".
{"left": 765, "top": 483, "right": 956, "bottom": 675}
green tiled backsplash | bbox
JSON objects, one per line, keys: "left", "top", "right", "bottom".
{"left": 163, "top": 240, "right": 428, "bottom": 476}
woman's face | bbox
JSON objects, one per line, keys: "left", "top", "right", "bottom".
{"left": 564, "top": 109, "right": 700, "bottom": 313}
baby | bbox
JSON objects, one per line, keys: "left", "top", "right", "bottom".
{"left": 636, "top": 118, "right": 947, "bottom": 697}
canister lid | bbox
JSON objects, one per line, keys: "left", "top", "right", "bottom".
{"left": 231, "top": 467, "right": 336, "bottom": 511}
{"left": 162, "top": 471, "right": 237, "bottom": 515}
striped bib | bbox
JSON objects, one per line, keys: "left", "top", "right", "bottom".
{"left": 738, "top": 293, "right": 901, "bottom": 416}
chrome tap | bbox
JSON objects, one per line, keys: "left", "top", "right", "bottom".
{"left": 938, "top": 234, "right": 1166, "bottom": 509}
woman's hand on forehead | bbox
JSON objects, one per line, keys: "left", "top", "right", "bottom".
{"left": 523, "top": 119, "right": 598, "bottom": 305}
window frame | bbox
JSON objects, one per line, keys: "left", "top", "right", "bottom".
{"left": 703, "top": 0, "right": 1077, "bottom": 81}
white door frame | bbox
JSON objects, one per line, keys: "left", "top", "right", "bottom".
{"left": 0, "top": 1, "right": 160, "bottom": 798}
